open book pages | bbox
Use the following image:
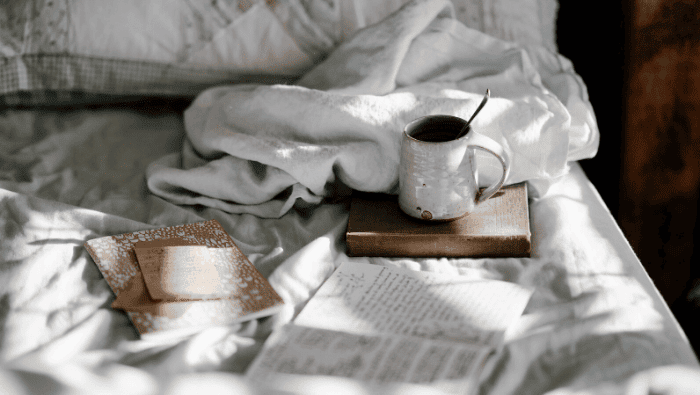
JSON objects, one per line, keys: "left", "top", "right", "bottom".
{"left": 84, "top": 219, "right": 284, "bottom": 335}
{"left": 247, "top": 324, "right": 491, "bottom": 394}
{"left": 295, "top": 261, "right": 533, "bottom": 347}
{"left": 246, "top": 261, "right": 533, "bottom": 392}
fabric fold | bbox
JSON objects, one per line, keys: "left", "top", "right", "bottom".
{"left": 147, "top": 0, "right": 599, "bottom": 218}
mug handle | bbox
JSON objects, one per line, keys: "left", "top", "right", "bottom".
{"left": 467, "top": 132, "right": 510, "bottom": 203}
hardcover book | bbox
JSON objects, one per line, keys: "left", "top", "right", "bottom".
{"left": 84, "top": 219, "right": 284, "bottom": 335}
{"left": 246, "top": 261, "right": 533, "bottom": 394}
{"left": 346, "top": 182, "right": 531, "bottom": 258}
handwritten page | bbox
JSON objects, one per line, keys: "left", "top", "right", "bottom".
{"left": 246, "top": 324, "right": 490, "bottom": 394}
{"left": 294, "top": 261, "right": 533, "bottom": 347}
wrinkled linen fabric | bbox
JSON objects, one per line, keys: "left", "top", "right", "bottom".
{"left": 1, "top": 0, "right": 698, "bottom": 394}
{"left": 146, "top": 0, "right": 599, "bottom": 218}
{"left": 0, "top": 108, "right": 697, "bottom": 394}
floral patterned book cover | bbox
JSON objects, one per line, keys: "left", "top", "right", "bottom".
{"left": 84, "top": 219, "right": 284, "bottom": 335}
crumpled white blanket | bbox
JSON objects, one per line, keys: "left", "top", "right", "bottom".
{"left": 146, "top": 0, "right": 599, "bottom": 218}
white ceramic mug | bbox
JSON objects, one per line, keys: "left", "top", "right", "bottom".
{"left": 399, "top": 115, "right": 510, "bottom": 221}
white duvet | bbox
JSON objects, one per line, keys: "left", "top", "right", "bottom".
{"left": 147, "top": 0, "right": 598, "bottom": 218}
{"left": 0, "top": 0, "right": 698, "bottom": 394}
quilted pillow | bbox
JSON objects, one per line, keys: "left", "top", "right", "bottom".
{"left": 302, "top": 0, "right": 558, "bottom": 51}
{"left": 453, "top": 0, "right": 558, "bottom": 51}
{"left": 0, "top": 0, "right": 558, "bottom": 106}
{"left": 0, "top": 0, "right": 327, "bottom": 106}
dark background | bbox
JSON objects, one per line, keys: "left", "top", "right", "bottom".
{"left": 556, "top": 0, "right": 700, "bottom": 357}
{"left": 556, "top": 1, "right": 627, "bottom": 219}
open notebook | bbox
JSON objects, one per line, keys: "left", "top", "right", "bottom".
{"left": 246, "top": 261, "right": 532, "bottom": 393}
{"left": 84, "top": 219, "right": 284, "bottom": 336}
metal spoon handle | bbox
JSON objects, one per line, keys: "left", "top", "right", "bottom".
{"left": 457, "top": 89, "right": 490, "bottom": 139}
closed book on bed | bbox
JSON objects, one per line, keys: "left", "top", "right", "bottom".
{"left": 84, "top": 219, "right": 284, "bottom": 335}
{"left": 346, "top": 183, "right": 531, "bottom": 258}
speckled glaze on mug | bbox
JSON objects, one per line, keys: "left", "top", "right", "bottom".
{"left": 399, "top": 115, "right": 510, "bottom": 221}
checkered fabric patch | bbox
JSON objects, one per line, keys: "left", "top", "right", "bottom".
{"left": 0, "top": 54, "right": 297, "bottom": 107}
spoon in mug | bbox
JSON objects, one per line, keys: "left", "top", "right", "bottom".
{"left": 456, "top": 89, "right": 490, "bottom": 139}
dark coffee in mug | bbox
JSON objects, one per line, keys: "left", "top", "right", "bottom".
{"left": 411, "top": 129, "right": 460, "bottom": 142}
{"left": 408, "top": 117, "right": 466, "bottom": 142}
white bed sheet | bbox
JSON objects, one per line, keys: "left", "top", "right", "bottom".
{"left": 0, "top": 106, "right": 697, "bottom": 394}
{"left": 0, "top": 0, "right": 698, "bottom": 393}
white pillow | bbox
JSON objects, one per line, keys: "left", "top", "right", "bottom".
{"left": 0, "top": 0, "right": 558, "bottom": 106}
{"left": 0, "top": 0, "right": 318, "bottom": 105}
{"left": 301, "top": 0, "right": 558, "bottom": 51}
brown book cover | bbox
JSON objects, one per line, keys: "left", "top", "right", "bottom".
{"left": 346, "top": 183, "right": 531, "bottom": 258}
{"left": 84, "top": 219, "right": 284, "bottom": 335}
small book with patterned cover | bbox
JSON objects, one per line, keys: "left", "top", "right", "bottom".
{"left": 84, "top": 219, "right": 284, "bottom": 335}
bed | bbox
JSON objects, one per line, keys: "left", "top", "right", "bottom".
{"left": 1, "top": 0, "right": 698, "bottom": 394}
